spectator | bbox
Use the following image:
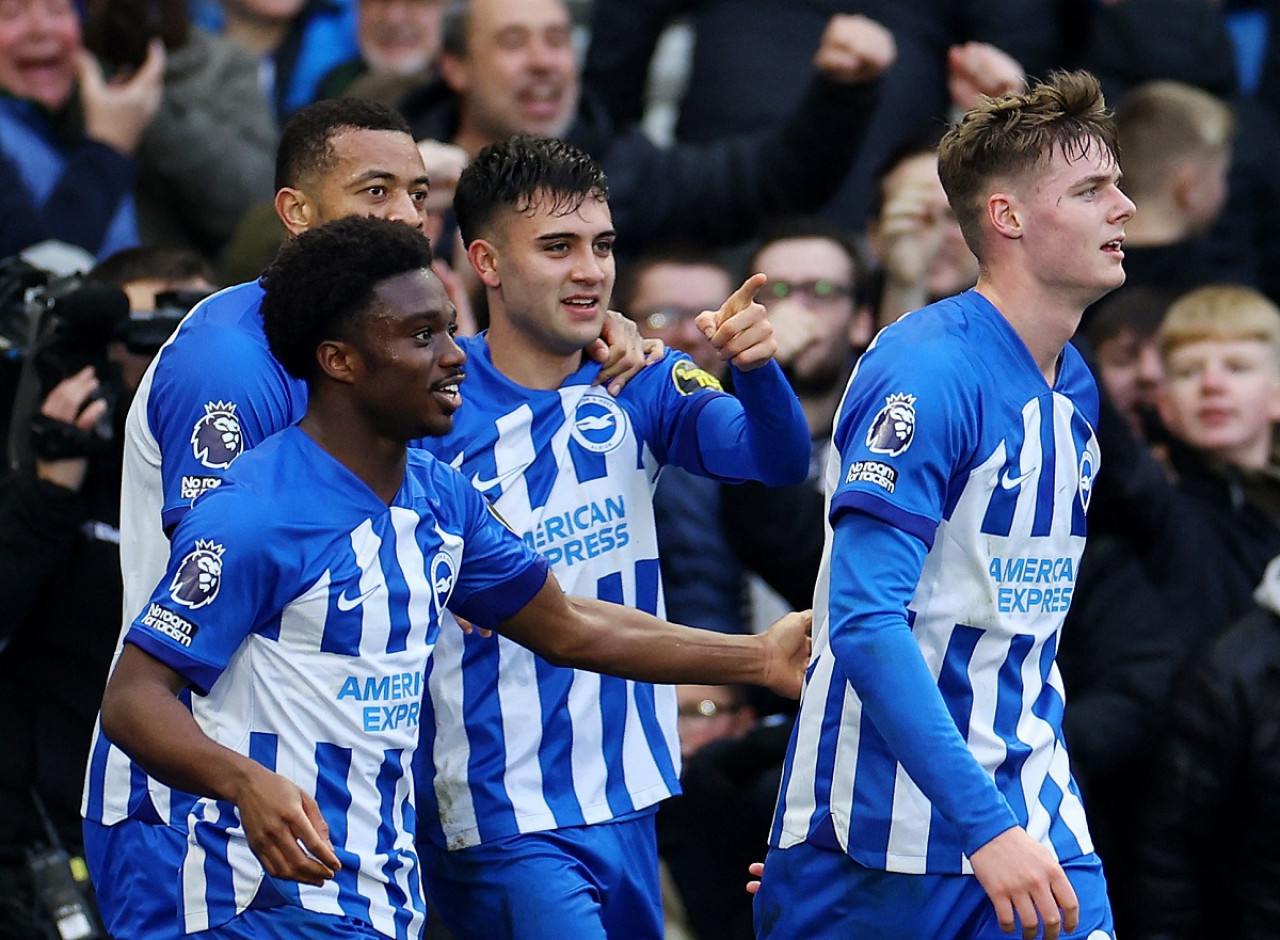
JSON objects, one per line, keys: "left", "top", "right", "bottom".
{"left": 721, "top": 220, "right": 870, "bottom": 612}
{"left": 318, "top": 0, "right": 444, "bottom": 104}
{"left": 202, "top": 0, "right": 358, "bottom": 120}
{"left": 865, "top": 134, "right": 978, "bottom": 328}
{"left": 0, "top": 0, "right": 163, "bottom": 260}
{"left": 616, "top": 245, "right": 735, "bottom": 378}
{"left": 1106, "top": 80, "right": 1242, "bottom": 296}
{"left": 583, "top": 0, "right": 1053, "bottom": 231}
{"left": 1080, "top": 285, "right": 1178, "bottom": 443}
{"left": 0, "top": 246, "right": 213, "bottom": 940}
{"left": 1079, "top": 0, "right": 1280, "bottom": 305}
{"left": 398, "top": 0, "right": 896, "bottom": 255}
{"left": 616, "top": 246, "right": 749, "bottom": 636}
{"left": 1132, "top": 552, "right": 1280, "bottom": 939}
{"left": 126, "top": 11, "right": 278, "bottom": 265}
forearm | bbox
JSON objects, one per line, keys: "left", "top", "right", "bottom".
{"left": 695, "top": 361, "right": 810, "bottom": 485}
{"left": 498, "top": 580, "right": 780, "bottom": 688}
{"left": 829, "top": 513, "right": 1017, "bottom": 852}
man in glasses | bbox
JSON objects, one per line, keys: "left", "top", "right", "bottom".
{"left": 616, "top": 245, "right": 737, "bottom": 380}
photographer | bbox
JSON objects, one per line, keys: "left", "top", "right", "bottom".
{"left": 0, "top": 248, "right": 212, "bottom": 938}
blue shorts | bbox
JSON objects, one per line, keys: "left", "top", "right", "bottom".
{"left": 186, "top": 907, "right": 386, "bottom": 938}
{"left": 84, "top": 817, "right": 387, "bottom": 939}
{"left": 754, "top": 842, "right": 1114, "bottom": 940}
{"left": 418, "top": 815, "right": 663, "bottom": 940}
{"left": 84, "top": 817, "right": 185, "bottom": 939}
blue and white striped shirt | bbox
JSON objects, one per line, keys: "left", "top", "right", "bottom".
{"left": 414, "top": 338, "right": 808, "bottom": 850}
{"left": 771, "top": 290, "right": 1100, "bottom": 873}
{"left": 125, "top": 428, "right": 547, "bottom": 936}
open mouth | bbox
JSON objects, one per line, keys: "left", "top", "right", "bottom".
{"left": 432, "top": 375, "right": 464, "bottom": 410}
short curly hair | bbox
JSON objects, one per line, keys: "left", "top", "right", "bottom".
{"left": 275, "top": 98, "right": 414, "bottom": 191}
{"left": 938, "top": 70, "right": 1118, "bottom": 261}
{"left": 261, "top": 217, "right": 435, "bottom": 380}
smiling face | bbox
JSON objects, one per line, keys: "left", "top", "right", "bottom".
{"left": 1158, "top": 337, "right": 1280, "bottom": 469}
{"left": 472, "top": 188, "right": 616, "bottom": 362}
{"left": 1007, "top": 140, "right": 1136, "bottom": 308}
{"left": 0, "top": 0, "right": 79, "bottom": 111}
{"left": 290, "top": 128, "right": 432, "bottom": 235}
{"left": 441, "top": 0, "right": 578, "bottom": 150}
{"left": 358, "top": 0, "right": 442, "bottom": 75}
{"left": 355, "top": 267, "right": 466, "bottom": 440}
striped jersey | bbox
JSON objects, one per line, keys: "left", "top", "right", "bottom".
{"left": 414, "top": 338, "right": 807, "bottom": 850}
{"left": 83, "top": 281, "right": 308, "bottom": 830}
{"left": 771, "top": 290, "right": 1101, "bottom": 873}
{"left": 123, "top": 427, "right": 548, "bottom": 936}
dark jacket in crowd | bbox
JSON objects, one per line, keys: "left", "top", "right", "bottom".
{"left": 0, "top": 450, "right": 124, "bottom": 862}
{"left": 397, "top": 75, "right": 880, "bottom": 256}
{"left": 1134, "top": 558, "right": 1280, "bottom": 939}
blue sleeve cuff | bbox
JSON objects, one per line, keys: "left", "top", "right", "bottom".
{"left": 452, "top": 555, "right": 550, "bottom": 629}
{"left": 830, "top": 489, "right": 938, "bottom": 548}
{"left": 124, "top": 630, "right": 223, "bottom": 697}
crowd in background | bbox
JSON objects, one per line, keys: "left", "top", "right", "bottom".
{"left": 3, "top": 0, "right": 1280, "bottom": 937}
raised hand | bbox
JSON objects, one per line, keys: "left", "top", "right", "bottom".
{"left": 813, "top": 14, "right": 897, "bottom": 86}
{"left": 695, "top": 273, "right": 778, "bottom": 372}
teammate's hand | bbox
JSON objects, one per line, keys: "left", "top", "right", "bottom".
{"left": 695, "top": 273, "right": 777, "bottom": 372}
{"left": 233, "top": 764, "right": 341, "bottom": 886}
{"left": 745, "top": 860, "right": 765, "bottom": 895}
{"left": 969, "top": 827, "right": 1079, "bottom": 939}
{"left": 758, "top": 609, "right": 813, "bottom": 698}
{"left": 813, "top": 14, "right": 896, "bottom": 85}
{"left": 588, "top": 310, "right": 659, "bottom": 395}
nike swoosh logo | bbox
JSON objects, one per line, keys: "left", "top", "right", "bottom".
{"left": 336, "top": 584, "right": 381, "bottom": 612}
{"left": 1000, "top": 466, "right": 1037, "bottom": 490}
{"left": 471, "top": 463, "right": 529, "bottom": 493}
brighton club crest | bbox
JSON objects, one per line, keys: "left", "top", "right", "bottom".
{"left": 866, "top": 393, "right": 917, "bottom": 458}
{"left": 170, "top": 539, "right": 225, "bottom": 610}
{"left": 191, "top": 401, "right": 244, "bottom": 469}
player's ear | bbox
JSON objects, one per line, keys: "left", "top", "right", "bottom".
{"left": 986, "top": 191, "right": 1022, "bottom": 240}
{"left": 467, "top": 238, "right": 502, "bottom": 289}
{"left": 315, "top": 339, "right": 361, "bottom": 385}
{"left": 276, "top": 187, "right": 315, "bottom": 237}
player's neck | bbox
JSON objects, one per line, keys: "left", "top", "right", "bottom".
{"left": 975, "top": 277, "right": 1083, "bottom": 385}
{"left": 484, "top": 318, "right": 585, "bottom": 390}
{"left": 298, "top": 411, "right": 408, "bottom": 505}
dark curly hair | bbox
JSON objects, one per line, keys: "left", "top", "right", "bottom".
{"left": 261, "top": 217, "right": 434, "bottom": 380}
{"left": 454, "top": 135, "right": 609, "bottom": 247}
{"left": 275, "top": 98, "right": 413, "bottom": 191}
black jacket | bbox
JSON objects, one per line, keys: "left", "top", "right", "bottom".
{"left": 398, "top": 74, "right": 880, "bottom": 255}
{"left": 1134, "top": 565, "right": 1280, "bottom": 939}
{"left": 0, "top": 460, "right": 123, "bottom": 860}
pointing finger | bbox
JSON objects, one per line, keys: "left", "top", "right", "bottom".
{"left": 721, "top": 273, "right": 768, "bottom": 317}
